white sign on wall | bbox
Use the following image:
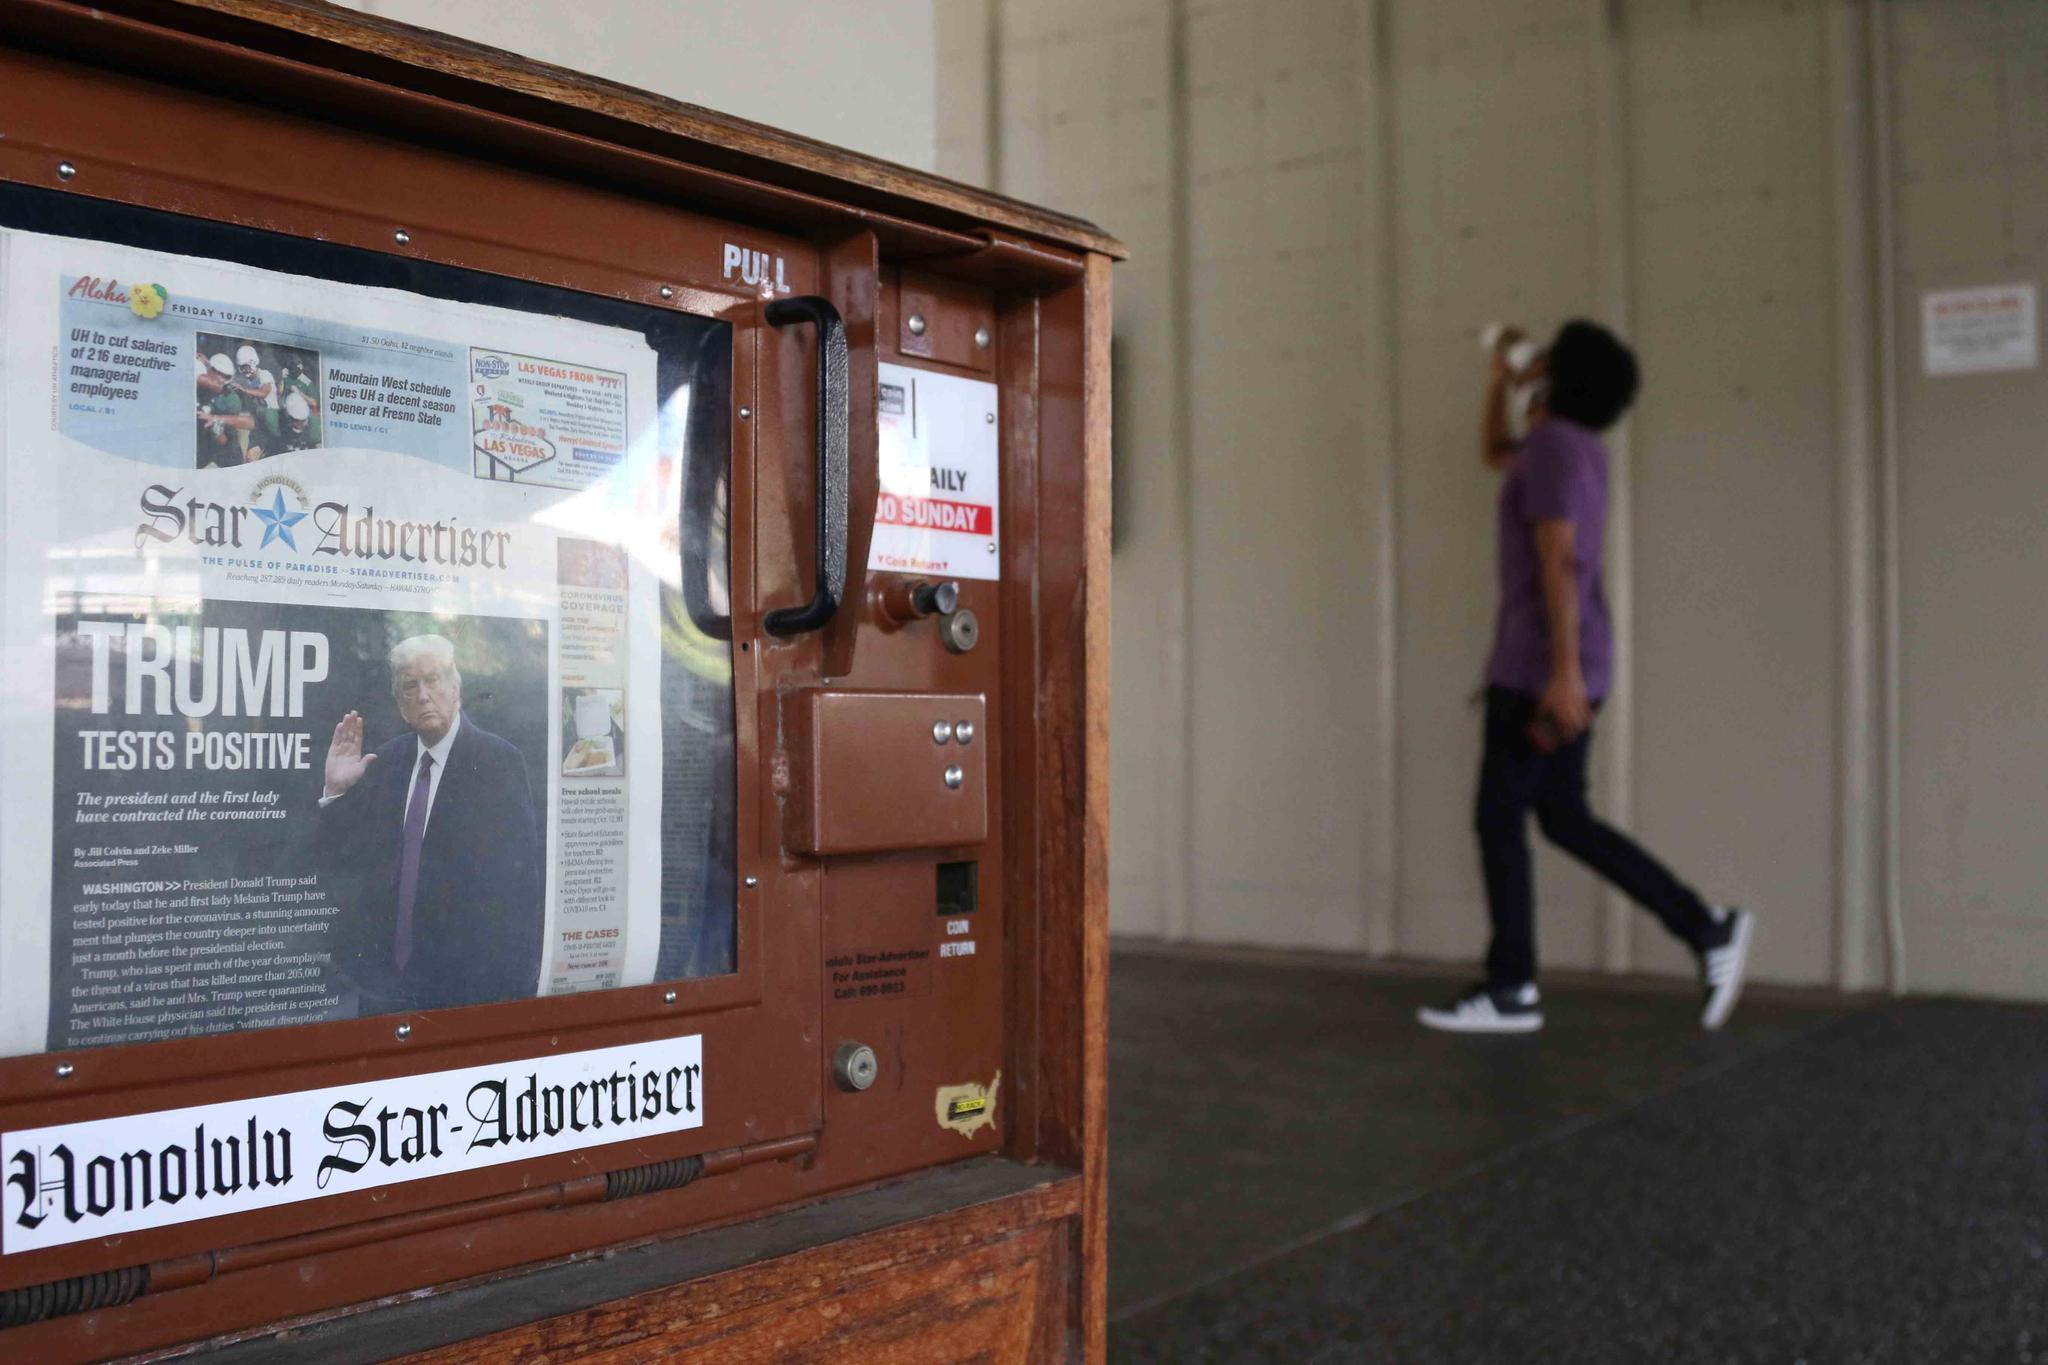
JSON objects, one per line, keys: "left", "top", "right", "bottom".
{"left": 1923, "top": 283, "right": 2038, "bottom": 376}
{"left": 1, "top": 1035, "right": 702, "bottom": 1253}
{"left": 868, "top": 362, "right": 1000, "bottom": 582}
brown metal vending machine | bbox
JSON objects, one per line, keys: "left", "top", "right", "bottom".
{"left": 0, "top": 3, "right": 1115, "bottom": 1359}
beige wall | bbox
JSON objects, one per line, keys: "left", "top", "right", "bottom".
{"left": 339, "top": 0, "right": 939, "bottom": 171}
{"left": 941, "top": 0, "right": 1195, "bottom": 942}
{"left": 1889, "top": 0, "right": 2048, "bottom": 997}
{"left": 951, "top": 0, "right": 2048, "bottom": 999}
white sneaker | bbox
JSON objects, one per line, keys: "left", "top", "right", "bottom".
{"left": 1417, "top": 982, "right": 1544, "bottom": 1034}
{"left": 1698, "top": 906, "right": 1755, "bottom": 1030}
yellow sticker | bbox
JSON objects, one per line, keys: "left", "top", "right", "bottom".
{"left": 934, "top": 1070, "right": 1000, "bottom": 1139}
{"left": 129, "top": 283, "right": 167, "bottom": 319}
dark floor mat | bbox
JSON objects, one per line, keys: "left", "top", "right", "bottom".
{"left": 1111, "top": 998, "right": 2048, "bottom": 1363}
{"left": 1108, "top": 950, "right": 1855, "bottom": 1314}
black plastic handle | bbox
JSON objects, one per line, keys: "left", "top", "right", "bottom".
{"left": 762, "top": 295, "right": 849, "bottom": 638}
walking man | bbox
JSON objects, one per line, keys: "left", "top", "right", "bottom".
{"left": 1419, "top": 320, "right": 1754, "bottom": 1034}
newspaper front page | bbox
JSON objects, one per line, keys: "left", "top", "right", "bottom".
{"left": 0, "top": 227, "right": 719, "bottom": 1057}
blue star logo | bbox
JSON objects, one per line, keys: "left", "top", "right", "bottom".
{"left": 251, "top": 489, "right": 307, "bottom": 551}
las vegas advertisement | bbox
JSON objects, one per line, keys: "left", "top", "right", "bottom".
{"left": 0, "top": 226, "right": 718, "bottom": 1070}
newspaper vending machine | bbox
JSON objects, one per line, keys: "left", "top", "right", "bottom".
{"left": 0, "top": 2, "right": 1115, "bottom": 1359}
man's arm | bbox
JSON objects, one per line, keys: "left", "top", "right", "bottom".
{"left": 1534, "top": 518, "right": 1590, "bottom": 739}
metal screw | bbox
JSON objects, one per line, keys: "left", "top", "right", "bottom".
{"left": 944, "top": 765, "right": 965, "bottom": 790}
{"left": 738, "top": 406, "right": 751, "bottom": 420}
{"left": 907, "top": 313, "right": 927, "bottom": 337}
{"left": 659, "top": 285, "right": 675, "bottom": 299}
{"left": 744, "top": 875, "right": 759, "bottom": 888}
{"left": 933, "top": 720, "right": 954, "bottom": 745}
{"left": 985, "top": 412, "right": 996, "bottom": 424}
{"left": 56, "top": 162, "right": 77, "bottom": 181}
{"left": 974, "top": 326, "right": 991, "bottom": 349}
{"left": 394, "top": 1024, "right": 412, "bottom": 1041}
{"left": 955, "top": 721, "right": 975, "bottom": 745}
{"left": 663, "top": 989, "right": 678, "bottom": 1004}
{"left": 55, "top": 1063, "right": 75, "bottom": 1079}
{"left": 393, "top": 229, "right": 411, "bottom": 246}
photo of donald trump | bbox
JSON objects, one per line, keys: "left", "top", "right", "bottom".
{"left": 317, "top": 633, "right": 543, "bottom": 1013}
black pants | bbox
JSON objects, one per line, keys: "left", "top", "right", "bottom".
{"left": 1475, "top": 686, "right": 1715, "bottom": 987}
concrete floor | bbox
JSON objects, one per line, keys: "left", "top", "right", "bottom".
{"left": 1106, "top": 945, "right": 2048, "bottom": 1362}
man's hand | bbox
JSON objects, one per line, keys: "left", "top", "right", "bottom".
{"left": 1538, "top": 668, "right": 1591, "bottom": 744}
{"left": 1488, "top": 325, "right": 1527, "bottom": 386}
{"left": 323, "top": 711, "right": 377, "bottom": 799}
{"left": 1481, "top": 328, "right": 1528, "bottom": 471}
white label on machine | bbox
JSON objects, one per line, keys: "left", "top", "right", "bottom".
{"left": 1, "top": 1035, "right": 702, "bottom": 1252}
{"left": 870, "top": 362, "right": 1000, "bottom": 581}
{"left": 1923, "top": 283, "right": 2038, "bottom": 376}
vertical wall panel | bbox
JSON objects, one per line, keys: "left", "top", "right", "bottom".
{"left": 935, "top": 0, "right": 997, "bottom": 185}
{"left": 343, "top": 0, "right": 940, "bottom": 170}
{"left": 1824, "top": 0, "right": 1885, "bottom": 993}
{"left": 1624, "top": 0, "right": 1841, "bottom": 983}
{"left": 1390, "top": 0, "right": 1610, "bottom": 972}
{"left": 989, "top": 0, "right": 1189, "bottom": 939}
{"left": 1890, "top": 0, "right": 2048, "bottom": 999}
{"left": 1181, "top": 0, "right": 1380, "bottom": 949}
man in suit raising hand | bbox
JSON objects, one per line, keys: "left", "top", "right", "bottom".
{"left": 320, "top": 634, "right": 543, "bottom": 1013}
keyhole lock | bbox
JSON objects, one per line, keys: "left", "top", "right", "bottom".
{"left": 940, "top": 608, "right": 980, "bottom": 654}
{"left": 833, "top": 1041, "right": 879, "bottom": 1092}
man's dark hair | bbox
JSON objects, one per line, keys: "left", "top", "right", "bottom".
{"left": 1545, "top": 319, "right": 1638, "bottom": 431}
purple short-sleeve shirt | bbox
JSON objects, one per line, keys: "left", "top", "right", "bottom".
{"left": 1485, "top": 417, "right": 1613, "bottom": 700}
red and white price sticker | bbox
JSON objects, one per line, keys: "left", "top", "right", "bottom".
{"left": 869, "top": 362, "right": 1000, "bottom": 581}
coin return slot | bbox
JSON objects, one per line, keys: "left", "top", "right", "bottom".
{"left": 937, "top": 861, "right": 977, "bottom": 917}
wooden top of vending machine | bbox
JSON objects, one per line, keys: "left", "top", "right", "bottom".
{"left": 0, "top": 2, "right": 1116, "bottom": 1358}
